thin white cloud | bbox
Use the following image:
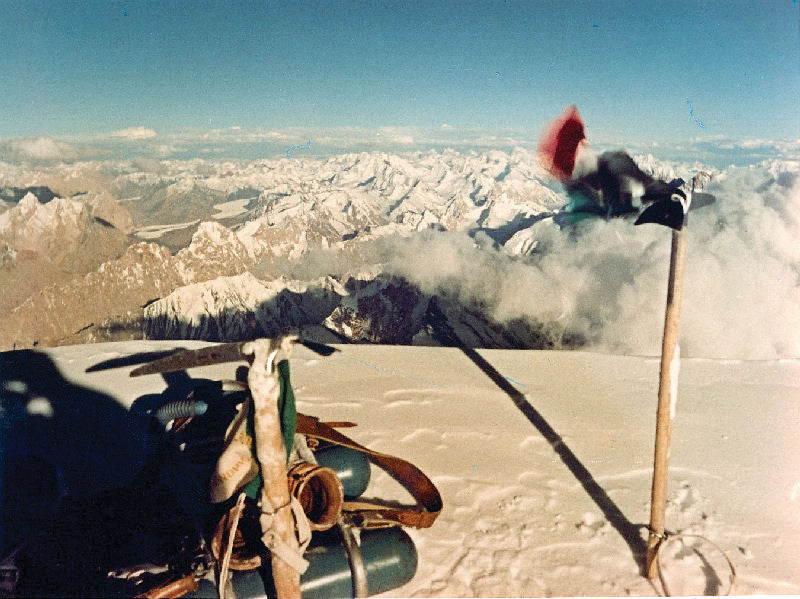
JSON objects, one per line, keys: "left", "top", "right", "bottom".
{"left": 263, "top": 130, "right": 290, "bottom": 140}
{"left": 1, "top": 137, "right": 82, "bottom": 160}
{"left": 110, "top": 126, "right": 157, "bottom": 140}
{"left": 12, "top": 137, "right": 66, "bottom": 159}
{"left": 377, "top": 127, "right": 415, "bottom": 145}
{"left": 392, "top": 134, "right": 415, "bottom": 144}
{"left": 2, "top": 127, "right": 797, "bottom": 167}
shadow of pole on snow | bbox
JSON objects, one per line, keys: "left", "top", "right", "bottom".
{"left": 457, "top": 344, "right": 647, "bottom": 573}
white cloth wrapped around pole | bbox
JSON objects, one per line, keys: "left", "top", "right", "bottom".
{"left": 245, "top": 337, "right": 305, "bottom": 598}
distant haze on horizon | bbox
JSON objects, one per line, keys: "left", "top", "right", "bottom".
{"left": 1, "top": 0, "right": 799, "bottom": 146}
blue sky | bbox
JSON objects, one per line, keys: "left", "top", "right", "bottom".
{"left": 1, "top": 0, "right": 798, "bottom": 147}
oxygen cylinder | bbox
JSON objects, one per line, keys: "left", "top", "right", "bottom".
{"left": 184, "top": 527, "right": 417, "bottom": 599}
{"left": 301, "top": 526, "right": 418, "bottom": 599}
{"left": 313, "top": 445, "right": 371, "bottom": 499}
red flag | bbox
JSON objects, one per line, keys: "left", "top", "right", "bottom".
{"left": 538, "top": 105, "right": 585, "bottom": 181}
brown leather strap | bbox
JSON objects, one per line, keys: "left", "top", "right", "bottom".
{"left": 296, "top": 414, "right": 443, "bottom": 529}
{"left": 136, "top": 574, "right": 199, "bottom": 599}
{"left": 210, "top": 499, "right": 267, "bottom": 571}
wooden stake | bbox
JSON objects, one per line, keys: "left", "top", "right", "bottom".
{"left": 646, "top": 225, "right": 688, "bottom": 578}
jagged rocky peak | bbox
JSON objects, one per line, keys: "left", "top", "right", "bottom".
{"left": 324, "top": 275, "right": 429, "bottom": 344}
{"left": 175, "top": 221, "right": 255, "bottom": 284}
{"left": 632, "top": 153, "right": 682, "bottom": 183}
{"left": 98, "top": 242, "right": 175, "bottom": 280}
{"left": 0, "top": 242, "right": 183, "bottom": 351}
{"left": 144, "top": 272, "right": 271, "bottom": 342}
{"left": 0, "top": 193, "right": 131, "bottom": 271}
{"left": 143, "top": 272, "right": 346, "bottom": 342}
{"left": 0, "top": 193, "right": 87, "bottom": 239}
{"left": 83, "top": 191, "right": 134, "bottom": 233}
{"left": 185, "top": 220, "right": 245, "bottom": 248}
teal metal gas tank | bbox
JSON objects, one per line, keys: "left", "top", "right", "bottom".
{"left": 313, "top": 445, "right": 371, "bottom": 499}
{"left": 183, "top": 526, "right": 417, "bottom": 598}
{"left": 301, "top": 526, "right": 418, "bottom": 598}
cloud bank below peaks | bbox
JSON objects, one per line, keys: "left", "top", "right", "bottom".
{"left": 380, "top": 159, "right": 799, "bottom": 359}
{"left": 1, "top": 125, "right": 798, "bottom": 168}
{"left": 0, "top": 137, "right": 84, "bottom": 161}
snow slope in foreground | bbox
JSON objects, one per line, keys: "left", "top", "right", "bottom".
{"left": 5, "top": 341, "right": 800, "bottom": 596}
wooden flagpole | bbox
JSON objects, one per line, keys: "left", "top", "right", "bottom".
{"left": 645, "top": 217, "right": 689, "bottom": 578}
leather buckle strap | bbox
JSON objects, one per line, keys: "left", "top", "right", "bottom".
{"left": 295, "top": 414, "right": 443, "bottom": 529}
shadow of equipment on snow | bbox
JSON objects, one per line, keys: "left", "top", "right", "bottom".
{"left": 84, "top": 348, "right": 184, "bottom": 372}
{"left": 0, "top": 349, "right": 152, "bottom": 556}
{"left": 456, "top": 344, "right": 648, "bottom": 573}
{"left": 0, "top": 349, "right": 218, "bottom": 597}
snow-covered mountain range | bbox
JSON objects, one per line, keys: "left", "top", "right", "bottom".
{"left": 1, "top": 149, "right": 798, "bottom": 359}
{"left": 0, "top": 149, "right": 561, "bottom": 349}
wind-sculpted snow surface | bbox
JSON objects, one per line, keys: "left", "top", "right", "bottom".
{"left": 0, "top": 150, "right": 797, "bottom": 358}
{"left": 12, "top": 341, "right": 799, "bottom": 596}
{"left": 291, "top": 345, "right": 800, "bottom": 597}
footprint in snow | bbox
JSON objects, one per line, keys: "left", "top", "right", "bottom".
{"left": 576, "top": 511, "right": 606, "bottom": 535}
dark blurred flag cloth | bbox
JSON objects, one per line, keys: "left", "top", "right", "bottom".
{"left": 537, "top": 105, "right": 585, "bottom": 182}
{"left": 538, "top": 104, "right": 715, "bottom": 230}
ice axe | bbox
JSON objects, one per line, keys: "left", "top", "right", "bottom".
{"left": 635, "top": 171, "right": 712, "bottom": 578}
{"left": 129, "top": 338, "right": 338, "bottom": 377}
